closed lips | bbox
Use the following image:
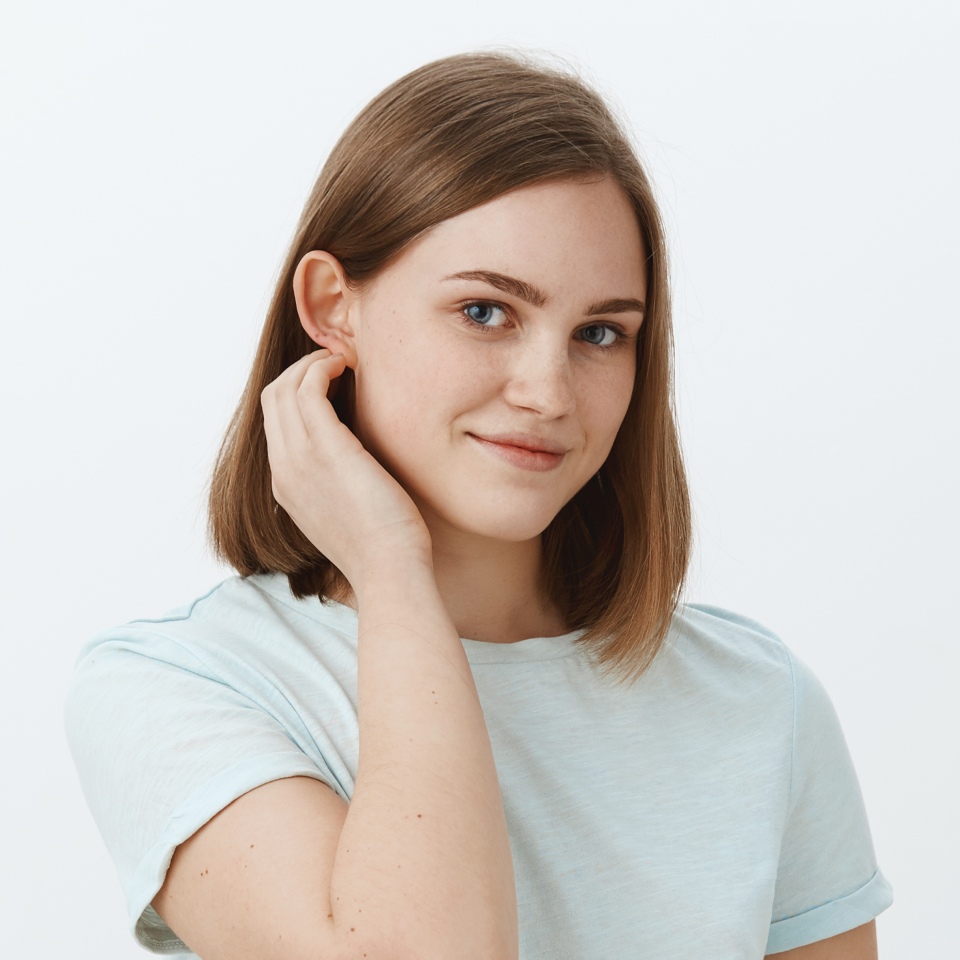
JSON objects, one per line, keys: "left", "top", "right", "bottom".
{"left": 469, "top": 434, "right": 567, "bottom": 455}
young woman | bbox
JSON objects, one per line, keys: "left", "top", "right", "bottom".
{"left": 66, "top": 51, "right": 892, "bottom": 959}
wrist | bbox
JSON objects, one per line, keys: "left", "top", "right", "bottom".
{"left": 350, "top": 550, "right": 438, "bottom": 610}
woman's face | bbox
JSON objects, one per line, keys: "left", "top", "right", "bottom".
{"left": 348, "top": 176, "right": 647, "bottom": 547}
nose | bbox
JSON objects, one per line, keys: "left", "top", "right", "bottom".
{"left": 501, "top": 340, "right": 577, "bottom": 419}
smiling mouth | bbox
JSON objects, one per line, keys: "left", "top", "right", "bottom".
{"left": 468, "top": 433, "right": 567, "bottom": 472}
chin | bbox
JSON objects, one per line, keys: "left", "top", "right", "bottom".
{"left": 428, "top": 498, "right": 565, "bottom": 545}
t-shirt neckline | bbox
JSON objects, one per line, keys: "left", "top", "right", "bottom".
{"left": 250, "top": 572, "right": 586, "bottom": 663}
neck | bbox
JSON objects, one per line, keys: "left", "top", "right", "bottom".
{"left": 331, "top": 526, "right": 568, "bottom": 644}
{"left": 429, "top": 530, "right": 568, "bottom": 643}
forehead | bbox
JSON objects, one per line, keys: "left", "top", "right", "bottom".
{"left": 378, "top": 177, "right": 648, "bottom": 301}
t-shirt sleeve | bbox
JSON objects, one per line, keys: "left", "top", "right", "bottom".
{"left": 765, "top": 650, "right": 893, "bottom": 955}
{"left": 64, "top": 626, "right": 340, "bottom": 955}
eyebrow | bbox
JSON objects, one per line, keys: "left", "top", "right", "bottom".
{"left": 441, "top": 269, "right": 645, "bottom": 317}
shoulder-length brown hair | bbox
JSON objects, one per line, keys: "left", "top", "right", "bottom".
{"left": 209, "top": 49, "right": 691, "bottom": 687}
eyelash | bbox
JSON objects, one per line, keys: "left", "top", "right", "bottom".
{"left": 457, "top": 300, "right": 629, "bottom": 350}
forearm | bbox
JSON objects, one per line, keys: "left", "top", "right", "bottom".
{"left": 328, "top": 563, "right": 518, "bottom": 960}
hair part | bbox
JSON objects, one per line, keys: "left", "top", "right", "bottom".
{"left": 208, "top": 49, "right": 692, "bottom": 688}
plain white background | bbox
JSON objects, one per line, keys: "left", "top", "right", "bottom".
{"left": 2, "top": 1, "right": 957, "bottom": 956}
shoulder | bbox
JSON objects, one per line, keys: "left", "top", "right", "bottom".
{"left": 120, "top": 572, "right": 345, "bottom": 638}
{"left": 71, "top": 573, "right": 356, "bottom": 667}
{"left": 664, "top": 602, "right": 798, "bottom": 684}
{"left": 64, "top": 573, "right": 361, "bottom": 790}
{"left": 65, "top": 573, "right": 362, "bottom": 738}
{"left": 652, "top": 603, "right": 831, "bottom": 736}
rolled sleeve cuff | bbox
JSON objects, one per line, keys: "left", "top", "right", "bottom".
{"left": 130, "top": 752, "right": 336, "bottom": 954}
{"left": 765, "top": 869, "right": 894, "bottom": 955}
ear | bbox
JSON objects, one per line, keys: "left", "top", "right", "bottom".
{"left": 293, "top": 251, "right": 359, "bottom": 367}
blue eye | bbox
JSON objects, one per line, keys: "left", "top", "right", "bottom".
{"left": 578, "top": 324, "right": 619, "bottom": 347}
{"left": 463, "top": 302, "right": 507, "bottom": 327}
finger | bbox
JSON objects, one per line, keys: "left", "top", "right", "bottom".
{"left": 262, "top": 350, "right": 333, "bottom": 450}
{"left": 261, "top": 352, "right": 340, "bottom": 505}
{"left": 297, "top": 353, "right": 349, "bottom": 439}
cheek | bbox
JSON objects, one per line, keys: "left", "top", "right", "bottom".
{"left": 353, "top": 313, "right": 420, "bottom": 427}
{"left": 351, "top": 341, "right": 469, "bottom": 463}
{"left": 580, "top": 367, "right": 635, "bottom": 448}
{"left": 357, "top": 321, "right": 493, "bottom": 426}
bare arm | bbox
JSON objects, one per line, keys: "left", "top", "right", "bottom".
{"left": 153, "top": 351, "right": 518, "bottom": 960}
{"left": 766, "top": 920, "right": 878, "bottom": 959}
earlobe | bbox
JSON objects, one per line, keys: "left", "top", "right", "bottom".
{"left": 292, "top": 251, "right": 359, "bottom": 366}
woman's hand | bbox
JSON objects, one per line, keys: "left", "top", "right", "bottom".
{"left": 260, "top": 350, "right": 433, "bottom": 593}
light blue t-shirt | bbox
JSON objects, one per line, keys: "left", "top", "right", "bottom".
{"left": 65, "top": 573, "right": 892, "bottom": 958}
